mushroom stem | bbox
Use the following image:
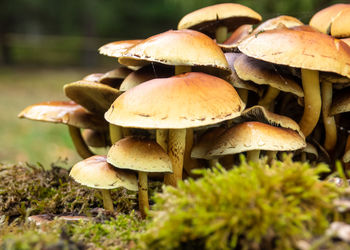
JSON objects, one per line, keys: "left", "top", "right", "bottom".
{"left": 345, "top": 135, "right": 350, "bottom": 170}
{"left": 209, "top": 158, "right": 219, "bottom": 167}
{"left": 156, "top": 129, "right": 168, "bottom": 152}
{"left": 164, "top": 129, "right": 186, "bottom": 187}
{"left": 100, "top": 189, "right": 114, "bottom": 211}
{"left": 122, "top": 127, "right": 131, "bottom": 137}
{"left": 258, "top": 86, "right": 280, "bottom": 109}
{"left": 216, "top": 26, "right": 228, "bottom": 43}
{"left": 183, "top": 128, "right": 198, "bottom": 176}
{"left": 267, "top": 151, "right": 277, "bottom": 162}
{"left": 175, "top": 66, "right": 191, "bottom": 75}
{"left": 68, "top": 125, "right": 94, "bottom": 159}
{"left": 237, "top": 88, "right": 248, "bottom": 105}
{"left": 301, "top": 152, "right": 307, "bottom": 162}
{"left": 109, "top": 124, "right": 123, "bottom": 144}
{"left": 247, "top": 150, "right": 260, "bottom": 162}
{"left": 299, "top": 69, "right": 321, "bottom": 137}
{"left": 321, "top": 80, "right": 337, "bottom": 152}
{"left": 138, "top": 172, "right": 149, "bottom": 219}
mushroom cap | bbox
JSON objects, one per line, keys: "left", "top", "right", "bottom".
{"left": 99, "top": 67, "right": 133, "bottom": 88}
{"left": 234, "top": 54, "right": 304, "bottom": 97}
{"left": 206, "top": 121, "right": 306, "bottom": 158}
{"left": 105, "top": 72, "right": 244, "bottom": 129}
{"left": 309, "top": 4, "right": 350, "bottom": 37}
{"left": 330, "top": 87, "right": 350, "bottom": 115}
{"left": 238, "top": 27, "right": 350, "bottom": 78}
{"left": 218, "top": 24, "right": 252, "bottom": 52}
{"left": 98, "top": 39, "right": 142, "bottom": 58}
{"left": 342, "top": 38, "right": 350, "bottom": 47}
{"left": 177, "top": 3, "right": 261, "bottom": 37}
{"left": 252, "top": 15, "right": 303, "bottom": 35}
{"left": 224, "top": 53, "right": 260, "bottom": 93}
{"left": 64, "top": 80, "right": 121, "bottom": 114}
{"left": 191, "top": 127, "right": 226, "bottom": 159}
{"left": 18, "top": 101, "right": 107, "bottom": 129}
{"left": 119, "top": 65, "right": 173, "bottom": 92}
{"left": 70, "top": 155, "right": 138, "bottom": 191}
{"left": 241, "top": 105, "right": 304, "bottom": 138}
{"left": 107, "top": 137, "right": 172, "bottom": 173}
{"left": 118, "top": 29, "right": 230, "bottom": 75}
{"left": 83, "top": 73, "right": 104, "bottom": 82}
{"left": 82, "top": 129, "right": 110, "bottom": 148}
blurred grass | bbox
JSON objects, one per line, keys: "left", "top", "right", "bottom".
{"left": 0, "top": 67, "right": 107, "bottom": 168}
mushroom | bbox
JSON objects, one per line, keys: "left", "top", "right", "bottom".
{"left": 104, "top": 72, "right": 244, "bottom": 186}
{"left": 98, "top": 39, "right": 143, "bottom": 58}
{"left": 70, "top": 155, "right": 138, "bottom": 211}
{"left": 107, "top": 137, "right": 172, "bottom": 218}
{"left": 177, "top": 3, "right": 261, "bottom": 43}
{"left": 251, "top": 15, "right": 304, "bottom": 35}
{"left": 18, "top": 101, "right": 107, "bottom": 158}
{"left": 98, "top": 67, "right": 133, "bottom": 88}
{"left": 238, "top": 27, "right": 350, "bottom": 137}
{"left": 206, "top": 121, "right": 306, "bottom": 162}
{"left": 82, "top": 129, "right": 110, "bottom": 148}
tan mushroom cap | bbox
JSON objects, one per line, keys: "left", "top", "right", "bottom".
{"left": 118, "top": 29, "right": 230, "bottom": 74}
{"left": 234, "top": 54, "right": 304, "bottom": 97}
{"left": 178, "top": 3, "right": 261, "bottom": 37}
{"left": 207, "top": 121, "right": 306, "bottom": 158}
{"left": 218, "top": 25, "right": 253, "bottom": 52}
{"left": 252, "top": 15, "right": 303, "bottom": 35}
{"left": 224, "top": 53, "right": 260, "bottom": 93}
{"left": 191, "top": 127, "right": 226, "bottom": 159}
{"left": 309, "top": 4, "right": 350, "bottom": 37}
{"left": 238, "top": 28, "right": 350, "bottom": 78}
{"left": 119, "top": 65, "right": 173, "bottom": 92}
{"left": 105, "top": 72, "right": 244, "bottom": 129}
{"left": 241, "top": 105, "right": 304, "bottom": 138}
{"left": 70, "top": 155, "right": 138, "bottom": 191}
{"left": 18, "top": 101, "right": 107, "bottom": 130}
{"left": 83, "top": 73, "right": 104, "bottom": 82}
{"left": 303, "top": 143, "right": 319, "bottom": 159}
{"left": 99, "top": 67, "right": 133, "bottom": 88}
{"left": 330, "top": 88, "right": 350, "bottom": 115}
{"left": 64, "top": 80, "right": 121, "bottom": 114}
{"left": 98, "top": 39, "right": 142, "bottom": 58}
{"left": 107, "top": 137, "right": 172, "bottom": 173}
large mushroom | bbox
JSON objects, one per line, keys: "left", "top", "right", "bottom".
{"left": 70, "top": 155, "right": 138, "bottom": 211}
{"left": 105, "top": 72, "right": 244, "bottom": 186}
{"left": 107, "top": 137, "right": 172, "bottom": 217}
{"left": 18, "top": 101, "right": 107, "bottom": 158}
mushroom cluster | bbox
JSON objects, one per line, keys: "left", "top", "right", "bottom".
{"left": 18, "top": 3, "right": 350, "bottom": 216}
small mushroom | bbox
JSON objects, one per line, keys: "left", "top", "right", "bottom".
{"left": 70, "top": 155, "right": 137, "bottom": 211}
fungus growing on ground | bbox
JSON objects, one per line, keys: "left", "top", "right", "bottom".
{"left": 107, "top": 137, "right": 172, "bottom": 218}
{"left": 105, "top": 72, "right": 244, "bottom": 186}
{"left": 177, "top": 3, "right": 261, "bottom": 43}
{"left": 18, "top": 101, "right": 107, "bottom": 158}
{"left": 70, "top": 155, "right": 138, "bottom": 211}
{"left": 238, "top": 27, "right": 350, "bottom": 137}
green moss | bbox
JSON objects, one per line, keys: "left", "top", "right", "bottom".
{"left": 0, "top": 162, "right": 136, "bottom": 222}
{"left": 138, "top": 156, "right": 340, "bottom": 250}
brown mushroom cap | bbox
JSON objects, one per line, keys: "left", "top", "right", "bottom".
{"left": 206, "top": 121, "right": 306, "bottom": 158}
{"left": 82, "top": 129, "right": 110, "bottom": 148}
{"left": 343, "top": 38, "right": 350, "bottom": 47}
{"left": 177, "top": 3, "right": 261, "bottom": 37}
{"left": 309, "top": 4, "right": 350, "bottom": 37}
{"left": 107, "top": 137, "right": 172, "bottom": 173}
{"left": 99, "top": 67, "right": 133, "bottom": 88}
{"left": 218, "top": 24, "right": 252, "bottom": 52}
{"left": 252, "top": 15, "right": 303, "bottom": 35}
{"left": 241, "top": 105, "right": 304, "bottom": 138}
{"left": 18, "top": 101, "right": 107, "bottom": 130}
{"left": 70, "top": 155, "right": 138, "bottom": 191}
{"left": 238, "top": 28, "right": 350, "bottom": 78}
{"left": 118, "top": 29, "right": 230, "bottom": 75}
{"left": 98, "top": 39, "right": 142, "bottom": 58}
{"left": 83, "top": 73, "right": 104, "bottom": 82}
{"left": 105, "top": 72, "right": 244, "bottom": 129}
{"left": 234, "top": 54, "right": 303, "bottom": 97}
{"left": 64, "top": 80, "right": 121, "bottom": 114}
{"left": 330, "top": 87, "right": 350, "bottom": 115}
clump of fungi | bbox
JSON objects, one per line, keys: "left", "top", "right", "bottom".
{"left": 18, "top": 3, "right": 350, "bottom": 217}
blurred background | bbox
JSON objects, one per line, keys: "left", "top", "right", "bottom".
{"left": 0, "top": 0, "right": 345, "bottom": 167}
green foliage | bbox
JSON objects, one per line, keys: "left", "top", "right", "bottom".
{"left": 0, "top": 212, "right": 145, "bottom": 250}
{"left": 138, "top": 156, "right": 340, "bottom": 250}
{"left": 0, "top": 162, "right": 136, "bottom": 221}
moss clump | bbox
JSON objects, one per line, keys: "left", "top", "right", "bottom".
{"left": 0, "top": 212, "right": 144, "bottom": 249}
{"left": 0, "top": 162, "right": 136, "bottom": 222}
{"left": 138, "top": 156, "right": 340, "bottom": 250}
